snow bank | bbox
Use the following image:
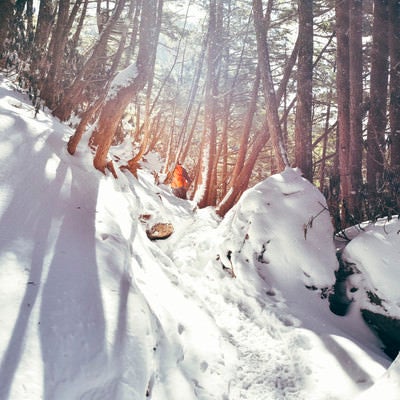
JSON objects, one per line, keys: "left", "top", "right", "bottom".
{"left": 342, "top": 218, "right": 400, "bottom": 318}
{"left": 216, "top": 167, "right": 338, "bottom": 293}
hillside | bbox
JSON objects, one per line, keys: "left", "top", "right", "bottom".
{"left": 0, "top": 74, "right": 398, "bottom": 400}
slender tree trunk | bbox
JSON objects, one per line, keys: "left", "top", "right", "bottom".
{"left": 40, "top": 0, "right": 71, "bottom": 109}
{"left": 180, "top": 100, "right": 202, "bottom": 165}
{"left": 366, "top": 0, "right": 389, "bottom": 213}
{"left": 253, "top": 0, "right": 289, "bottom": 171}
{"left": 197, "top": 0, "right": 223, "bottom": 208}
{"left": 348, "top": 0, "right": 363, "bottom": 221}
{"left": 33, "top": 0, "right": 54, "bottom": 51}
{"left": 335, "top": 0, "right": 351, "bottom": 226}
{"left": 88, "top": 0, "right": 159, "bottom": 173}
{"left": 53, "top": 0, "right": 127, "bottom": 121}
{"left": 367, "top": 0, "right": 389, "bottom": 188}
{"left": 294, "top": 0, "right": 313, "bottom": 181}
{"left": 30, "top": 0, "right": 54, "bottom": 81}
{"left": 217, "top": 125, "right": 270, "bottom": 217}
{"left": 175, "top": 31, "right": 207, "bottom": 163}
{"left": 389, "top": 0, "right": 400, "bottom": 170}
{"left": 318, "top": 88, "right": 333, "bottom": 191}
{"left": 0, "top": 0, "right": 14, "bottom": 68}
{"left": 125, "top": 0, "right": 163, "bottom": 174}
{"left": 230, "top": 68, "right": 260, "bottom": 187}
{"left": 70, "top": 0, "right": 89, "bottom": 51}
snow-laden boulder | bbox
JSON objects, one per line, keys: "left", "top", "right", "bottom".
{"left": 216, "top": 167, "right": 338, "bottom": 294}
{"left": 340, "top": 218, "right": 400, "bottom": 358}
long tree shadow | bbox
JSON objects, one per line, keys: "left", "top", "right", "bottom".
{"left": 0, "top": 119, "right": 69, "bottom": 398}
{"left": 38, "top": 162, "right": 106, "bottom": 399}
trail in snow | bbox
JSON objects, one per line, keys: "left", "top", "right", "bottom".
{"left": 123, "top": 171, "right": 387, "bottom": 400}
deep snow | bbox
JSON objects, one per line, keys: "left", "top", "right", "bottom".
{"left": 0, "top": 74, "right": 399, "bottom": 400}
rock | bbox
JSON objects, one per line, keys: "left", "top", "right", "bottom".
{"left": 361, "top": 309, "right": 400, "bottom": 360}
{"left": 146, "top": 223, "right": 174, "bottom": 240}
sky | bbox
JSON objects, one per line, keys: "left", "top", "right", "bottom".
{"left": 0, "top": 73, "right": 399, "bottom": 400}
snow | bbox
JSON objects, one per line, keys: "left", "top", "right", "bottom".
{"left": 0, "top": 73, "right": 399, "bottom": 399}
{"left": 341, "top": 219, "right": 400, "bottom": 318}
{"left": 106, "top": 63, "right": 139, "bottom": 101}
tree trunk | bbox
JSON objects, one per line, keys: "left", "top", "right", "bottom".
{"left": 197, "top": 0, "right": 223, "bottom": 208}
{"left": 217, "top": 125, "right": 270, "bottom": 217}
{"left": 230, "top": 67, "right": 260, "bottom": 187}
{"left": 90, "top": 0, "right": 159, "bottom": 173}
{"left": 41, "top": 0, "right": 71, "bottom": 110}
{"left": 366, "top": 0, "right": 389, "bottom": 212}
{"left": 253, "top": 0, "right": 289, "bottom": 171}
{"left": 335, "top": 0, "right": 351, "bottom": 226}
{"left": 125, "top": 0, "right": 163, "bottom": 175}
{"left": 348, "top": 0, "right": 364, "bottom": 221}
{"left": 389, "top": 0, "right": 400, "bottom": 170}
{"left": 0, "top": 0, "right": 14, "bottom": 68}
{"left": 33, "top": 0, "right": 54, "bottom": 51}
{"left": 53, "top": 0, "right": 127, "bottom": 121}
{"left": 294, "top": 0, "right": 313, "bottom": 181}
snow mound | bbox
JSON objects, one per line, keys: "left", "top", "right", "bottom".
{"left": 342, "top": 218, "right": 400, "bottom": 318}
{"left": 216, "top": 167, "right": 338, "bottom": 294}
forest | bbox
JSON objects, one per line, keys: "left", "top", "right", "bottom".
{"left": 1, "top": 0, "right": 399, "bottom": 230}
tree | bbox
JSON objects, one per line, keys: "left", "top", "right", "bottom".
{"left": 0, "top": 0, "right": 14, "bottom": 67}
{"left": 3, "top": 0, "right": 399, "bottom": 223}
{"left": 52, "top": 0, "right": 128, "bottom": 121}
{"left": 366, "top": 0, "right": 389, "bottom": 212}
{"left": 89, "top": 0, "right": 160, "bottom": 174}
{"left": 348, "top": 0, "right": 363, "bottom": 221}
{"left": 217, "top": 68, "right": 261, "bottom": 217}
{"left": 253, "top": 0, "right": 289, "bottom": 172}
{"left": 41, "top": 0, "right": 84, "bottom": 110}
{"left": 334, "top": 0, "right": 364, "bottom": 225}
{"left": 389, "top": 0, "right": 400, "bottom": 171}
{"left": 197, "top": 0, "right": 223, "bottom": 208}
{"left": 294, "top": 0, "right": 313, "bottom": 181}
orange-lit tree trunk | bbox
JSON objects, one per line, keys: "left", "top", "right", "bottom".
{"left": 88, "top": 0, "right": 159, "bottom": 173}
{"left": 230, "top": 68, "right": 260, "bottom": 188}
{"left": 217, "top": 125, "right": 270, "bottom": 217}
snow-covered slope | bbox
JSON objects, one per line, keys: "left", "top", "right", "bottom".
{"left": 0, "top": 74, "right": 396, "bottom": 400}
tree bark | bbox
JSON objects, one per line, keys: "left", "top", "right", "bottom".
{"left": 217, "top": 125, "right": 270, "bottom": 217}
{"left": 41, "top": 0, "right": 71, "bottom": 109}
{"left": 366, "top": 0, "right": 389, "bottom": 208}
{"left": 348, "top": 0, "right": 363, "bottom": 221}
{"left": 90, "top": 0, "right": 159, "bottom": 173}
{"left": 41, "top": 0, "right": 83, "bottom": 110}
{"left": 0, "top": 0, "right": 14, "bottom": 68}
{"left": 53, "top": 0, "right": 127, "bottom": 121}
{"left": 253, "top": 0, "right": 289, "bottom": 171}
{"left": 294, "top": 0, "right": 313, "bottom": 181}
{"left": 230, "top": 67, "right": 260, "bottom": 187}
{"left": 33, "top": 0, "right": 54, "bottom": 51}
{"left": 197, "top": 0, "right": 223, "bottom": 208}
{"left": 389, "top": 0, "right": 400, "bottom": 169}
{"left": 335, "top": 0, "right": 351, "bottom": 226}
